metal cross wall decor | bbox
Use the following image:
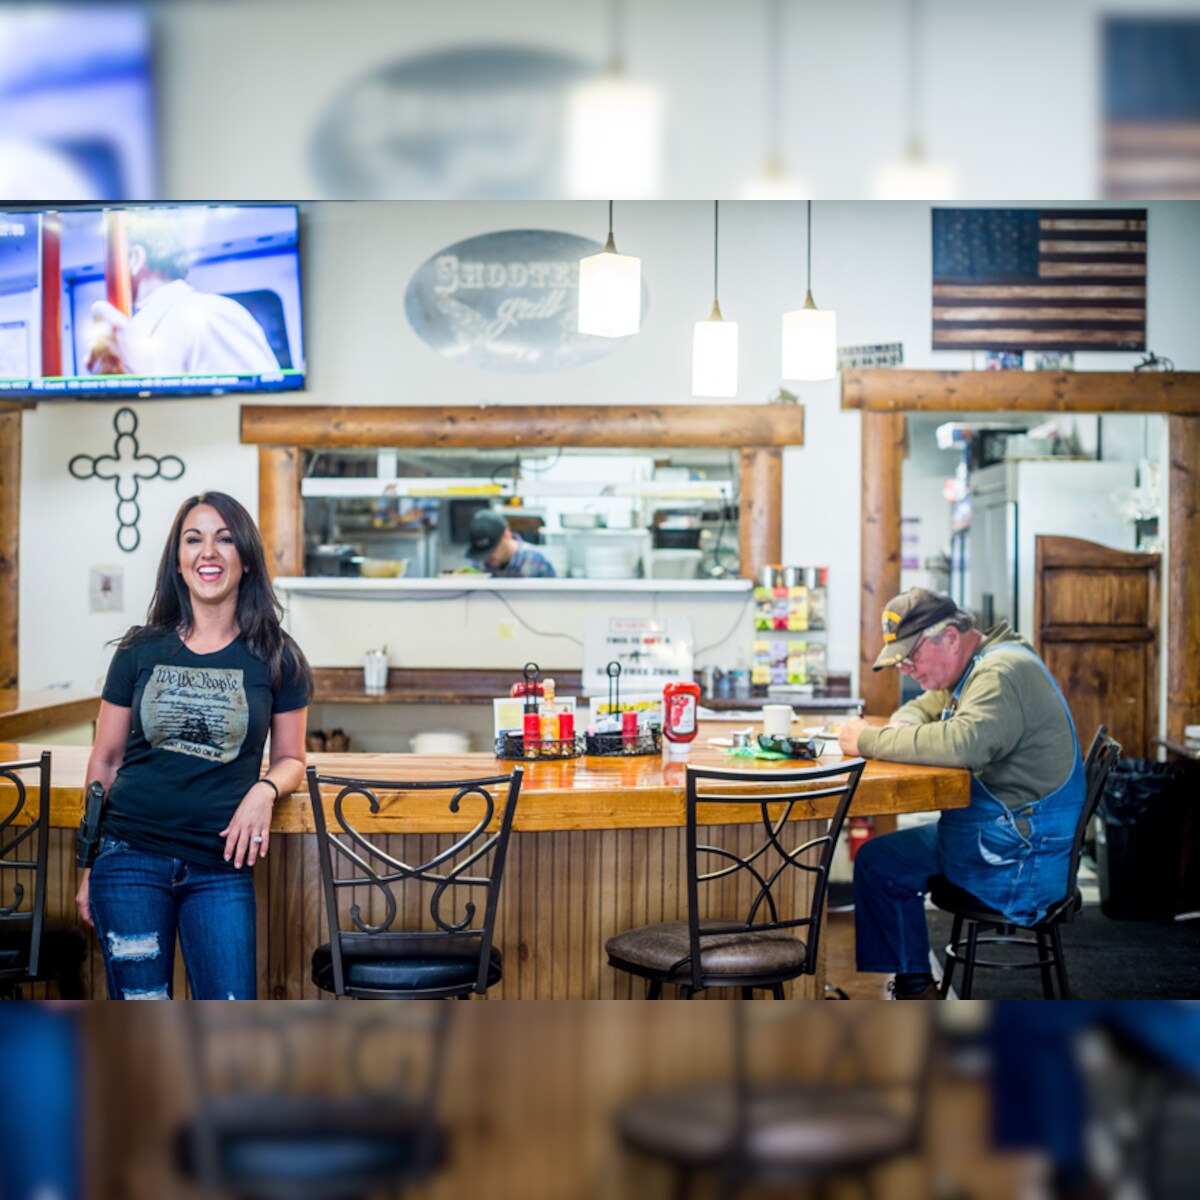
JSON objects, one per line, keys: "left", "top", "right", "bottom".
{"left": 68, "top": 407, "right": 185, "bottom": 552}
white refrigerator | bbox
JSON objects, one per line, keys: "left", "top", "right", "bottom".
{"left": 962, "top": 459, "right": 1137, "bottom": 640}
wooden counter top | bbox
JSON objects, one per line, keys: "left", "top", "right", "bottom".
{"left": 3, "top": 721, "right": 969, "bottom": 834}
{"left": 0, "top": 689, "right": 100, "bottom": 741}
{"left": 309, "top": 668, "right": 858, "bottom": 711}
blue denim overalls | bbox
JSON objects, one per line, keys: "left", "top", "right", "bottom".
{"left": 935, "top": 643, "right": 1087, "bottom": 923}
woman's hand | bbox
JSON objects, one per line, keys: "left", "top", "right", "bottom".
{"left": 76, "top": 868, "right": 93, "bottom": 927}
{"left": 220, "top": 783, "right": 276, "bottom": 869}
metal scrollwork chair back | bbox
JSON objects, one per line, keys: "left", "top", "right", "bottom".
{"left": 180, "top": 1003, "right": 451, "bottom": 1199}
{"left": 0, "top": 752, "right": 85, "bottom": 999}
{"left": 307, "top": 765, "right": 523, "bottom": 999}
{"left": 607, "top": 758, "right": 866, "bottom": 999}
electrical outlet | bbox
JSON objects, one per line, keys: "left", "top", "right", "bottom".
{"left": 89, "top": 566, "right": 124, "bottom": 613}
{"left": 497, "top": 620, "right": 517, "bottom": 641}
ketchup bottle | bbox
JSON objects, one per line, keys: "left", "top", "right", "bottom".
{"left": 663, "top": 681, "right": 701, "bottom": 746}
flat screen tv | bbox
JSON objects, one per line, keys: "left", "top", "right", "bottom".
{"left": 0, "top": 204, "right": 304, "bottom": 398}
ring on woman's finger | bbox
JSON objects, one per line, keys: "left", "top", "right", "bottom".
{"left": 251, "top": 834, "right": 264, "bottom": 844}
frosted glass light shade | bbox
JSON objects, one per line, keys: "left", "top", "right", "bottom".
{"left": 872, "top": 154, "right": 958, "bottom": 200}
{"left": 578, "top": 247, "right": 642, "bottom": 337}
{"left": 566, "top": 76, "right": 663, "bottom": 199}
{"left": 692, "top": 316, "right": 739, "bottom": 397}
{"left": 741, "top": 160, "right": 811, "bottom": 200}
{"left": 781, "top": 303, "right": 838, "bottom": 381}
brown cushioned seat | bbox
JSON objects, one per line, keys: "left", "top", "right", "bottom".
{"left": 618, "top": 1084, "right": 914, "bottom": 1170}
{"left": 606, "top": 920, "right": 809, "bottom": 978}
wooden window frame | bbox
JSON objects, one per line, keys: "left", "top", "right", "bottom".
{"left": 239, "top": 402, "right": 805, "bottom": 586}
{"left": 843, "top": 368, "right": 1200, "bottom": 746}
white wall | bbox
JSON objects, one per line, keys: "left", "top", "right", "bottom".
{"left": 156, "top": 0, "right": 1200, "bottom": 201}
{"left": 18, "top": 200, "right": 1200, "bottom": 693}
{"left": 281, "top": 586, "right": 753, "bottom": 675}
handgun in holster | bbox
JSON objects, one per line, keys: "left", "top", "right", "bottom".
{"left": 76, "top": 781, "right": 106, "bottom": 868}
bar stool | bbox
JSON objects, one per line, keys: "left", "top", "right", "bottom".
{"left": 616, "top": 1005, "right": 935, "bottom": 1197}
{"left": 0, "top": 752, "right": 87, "bottom": 999}
{"left": 606, "top": 759, "right": 865, "bottom": 999}
{"left": 178, "top": 1004, "right": 450, "bottom": 1199}
{"left": 932, "top": 726, "right": 1121, "bottom": 999}
{"left": 306, "top": 765, "right": 522, "bottom": 999}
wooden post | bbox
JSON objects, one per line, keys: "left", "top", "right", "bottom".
{"left": 0, "top": 410, "right": 19, "bottom": 688}
{"left": 258, "top": 447, "right": 304, "bottom": 579}
{"left": 860, "top": 413, "right": 904, "bottom": 718}
{"left": 738, "top": 447, "right": 782, "bottom": 581}
{"left": 1167, "top": 416, "right": 1200, "bottom": 745}
{"left": 1168, "top": 415, "right": 1200, "bottom": 911}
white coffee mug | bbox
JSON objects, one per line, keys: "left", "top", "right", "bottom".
{"left": 762, "top": 704, "right": 795, "bottom": 738}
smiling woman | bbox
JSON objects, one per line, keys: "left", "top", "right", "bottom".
{"left": 75, "top": 491, "right": 312, "bottom": 999}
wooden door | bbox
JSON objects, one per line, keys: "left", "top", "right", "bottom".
{"left": 1034, "top": 536, "right": 1160, "bottom": 758}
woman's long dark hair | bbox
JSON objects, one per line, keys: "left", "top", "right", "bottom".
{"left": 120, "top": 491, "right": 313, "bottom": 693}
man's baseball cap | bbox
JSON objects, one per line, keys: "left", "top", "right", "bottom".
{"left": 872, "top": 587, "right": 960, "bottom": 671}
{"left": 467, "top": 509, "right": 508, "bottom": 558}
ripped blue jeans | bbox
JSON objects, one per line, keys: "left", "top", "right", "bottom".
{"left": 87, "top": 836, "right": 257, "bottom": 999}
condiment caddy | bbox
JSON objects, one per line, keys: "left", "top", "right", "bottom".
{"left": 496, "top": 662, "right": 584, "bottom": 761}
{"left": 585, "top": 663, "right": 663, "bottom": 757}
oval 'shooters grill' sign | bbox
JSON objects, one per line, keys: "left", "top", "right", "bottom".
{"left": 405, "top": 229, "right": 647, "bottom": 373}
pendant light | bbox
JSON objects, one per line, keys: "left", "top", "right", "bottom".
{"left": 781, "top": 200, "right": 837, "bottom": 381}
{"left": 566, "top": 0, "right": 663, "bottom": 199}
{"left": 692, "top": 201, "right": 739, "bottom": 398}
{"left": 578, "top": 201, "right": 642, "bottom": 337}
{"left": 741, "top": 0, "right": 810, "bottom": 200}
{"left": 872, "top": 0, "right": 958, "bottom": 199}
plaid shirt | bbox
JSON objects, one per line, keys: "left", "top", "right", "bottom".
{"left": 473, "top": 534, "right": 557, "bottom": 578}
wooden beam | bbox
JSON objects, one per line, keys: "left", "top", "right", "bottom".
{"left": 842, "top": 369, "right": 1200, "bottom": 415}
{"left": 0, "top": 411, "right": 19, "bottom": 688}
{"left": 1167, "top": 416, "right": 1200, "bottom": 745}
{"left": 258, "top": 447, "right": 303, "bottom": 579}
{"left": 241, "top": 404, "right": 806, "bottom": 449}
{"left": 738, "top": 447, "right": 782, "bottom": 581}
{"left": 860, "top": 413, "right": 904, "bottom": 718}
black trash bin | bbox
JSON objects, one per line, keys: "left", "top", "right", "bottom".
{"left": 1096, "top": 758, "right": 1195, "bottom": 920}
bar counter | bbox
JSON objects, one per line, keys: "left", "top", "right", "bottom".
{"left": 3, "top": 724, "right": 969, "bottom": 999}
{"left": 0, "top": 688, "right": 99, "bottom": 741}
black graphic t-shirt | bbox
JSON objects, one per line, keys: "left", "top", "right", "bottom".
{"left": 101, "top": 632, "right": 308, "bottom": 869}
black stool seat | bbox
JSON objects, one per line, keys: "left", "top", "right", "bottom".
{"left": 0, "top": 919, "right": 87, "bottom": 974}
{"left": 619, "top": 1084, "right": 913, "bottom": 1172}
{"left": 312, "top": 938, "right": 502, "bottom": 996}
{"left": 928, "top": 875, "right": 1082, "bottom": 925}
{"left": 179, "top": 1096, "right": 441, "bottom": 1200}
{"left": 607, "top": 920, "right": 809, "bottom": 981}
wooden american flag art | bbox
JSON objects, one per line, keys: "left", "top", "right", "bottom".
{"left": 931, "top": 208, "right": 1147, "bottom": 352}
{"left": 1104, "top": 18, "right": 1200, "bottom": 200}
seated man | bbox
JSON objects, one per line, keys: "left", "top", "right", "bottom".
{"left": 466, "top": 510, "right": 556, "bottom": 578}
{"left": 836, "top": 587, "right": 1085, "bottom": 999}
{"left": 989, "top": 1002, "right": 1200, "bottom": 1199}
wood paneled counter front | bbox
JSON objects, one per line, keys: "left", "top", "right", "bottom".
{"left": 2, "top": 724, "right": 969, "bottom": 999}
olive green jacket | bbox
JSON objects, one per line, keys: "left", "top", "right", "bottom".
{"left": 856, "top": 622, "right": 1076, "bottom": 810}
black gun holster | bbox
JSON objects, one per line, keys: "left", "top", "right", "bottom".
{"left": 76, "top": 781, "right": 107, "bottom": 868}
